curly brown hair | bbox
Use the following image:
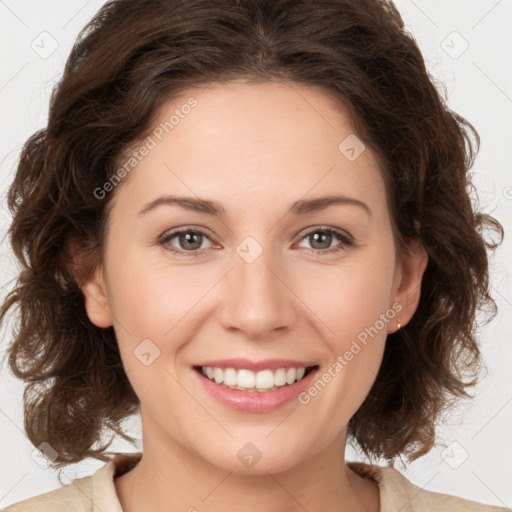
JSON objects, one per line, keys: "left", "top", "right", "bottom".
{"left": 0, "top": 0, "right": 503, "bottom": 469}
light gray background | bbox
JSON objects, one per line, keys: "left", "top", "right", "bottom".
{"left": 1, "top": 0, "right": 511, "bottom": 509}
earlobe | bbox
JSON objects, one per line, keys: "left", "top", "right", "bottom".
{"left": 389, "top": 239, "right": 428, "bottom": 333}
{"left": 65, "top": 237, "right": 113, "bottom": 329}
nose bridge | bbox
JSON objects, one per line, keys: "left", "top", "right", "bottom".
{"left": 218, "top": 235, "right": 296, "bottom": 339}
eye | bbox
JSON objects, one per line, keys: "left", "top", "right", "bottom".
{"left": 295, "top": 227, "right": 353, "bottom": 255}
{"left": 158, "top": 225, "right": 354, "bottom": 257}
{"left": 159, "top": 227, "right": 214, "bottom": 257}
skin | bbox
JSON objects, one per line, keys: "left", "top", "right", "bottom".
{"left": 77, "top": 79, "right": 428, "bottom": 512}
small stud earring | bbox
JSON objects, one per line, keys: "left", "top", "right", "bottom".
{"left": 397, "top": 318, "right": 402, "bottom": 330}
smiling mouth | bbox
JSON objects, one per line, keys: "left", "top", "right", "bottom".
{"left": 193, "top": 365, "right": 319, "bottom": 392}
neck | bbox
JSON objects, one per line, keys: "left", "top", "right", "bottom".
{"left": 115, "top": 426, "right": 379, "bottom": 512}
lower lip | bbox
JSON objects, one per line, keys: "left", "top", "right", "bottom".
{"left": 193, "top": 367, "right": 319, "bottom": 413}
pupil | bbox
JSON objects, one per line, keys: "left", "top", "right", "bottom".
{"left": 311, "top": 232, "right": 331, "bottom": 249}
{"left": 181, "top": 232, "right": 202, "bottom": 250}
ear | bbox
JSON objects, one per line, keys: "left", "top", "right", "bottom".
{"left": 388, "top": 237, "right": 428, "bottom": 334}
{"left": 65, "top": 237, "right": 113, "bottom": 329}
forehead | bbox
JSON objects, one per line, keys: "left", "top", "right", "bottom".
{"left": 111, "top": 80, "right": 387, "bottom": 220}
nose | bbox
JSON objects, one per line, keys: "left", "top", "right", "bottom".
{"left": 217, "top": 243, "right": 298, "bottom": 341}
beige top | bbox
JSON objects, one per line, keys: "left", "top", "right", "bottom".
{"left": 2, "top": 452, "right": 509, "bottom": 511}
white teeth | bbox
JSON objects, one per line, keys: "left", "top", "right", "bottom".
{"left": 213, "top": 367, "right": 224, "bottom": 384}
{"left": 255, "top": 369, "right": 274, "bottom": 389}
{"left": 274, "top": 368, "right": 287, "bottom": 386}
{"left": 286, "top": 368, "right": 296, "bottom": 385}
{"left": 223, "top": 368, "right": 237, "bottom": 386}
{"left": 238, "top": 369, "right": 255, "bottom": 388}
{"left": 199, "top": 366, "right": 312, "bottom": 391}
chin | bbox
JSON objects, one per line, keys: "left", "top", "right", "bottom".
{"left": 200, "top": 437, "right": 309, "bottom": 476}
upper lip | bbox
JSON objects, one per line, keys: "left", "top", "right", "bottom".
{"left": 193, "top": 358, "right": 318, "bottom": 372}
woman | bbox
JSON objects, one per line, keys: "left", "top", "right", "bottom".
{"left": 0, "top": 0, "right": 507, "bottom": 510}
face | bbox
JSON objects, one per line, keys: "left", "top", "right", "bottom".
{"left": 81, "top": 79, "right": 427, "bottom": 475}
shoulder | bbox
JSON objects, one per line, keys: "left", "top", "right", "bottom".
{"left": 347, "top": 461, "right": 510, "bottom": 512}
{"left": 1, "top": 474, "right": 93, "bottom": 512}
{"left": 2, "top": 452, "right": 142, "bottom": 512}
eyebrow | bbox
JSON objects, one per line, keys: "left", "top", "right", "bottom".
{"left": 138, "top": 194, "right": 372, "bottom": 217}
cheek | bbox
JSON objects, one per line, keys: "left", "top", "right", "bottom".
{"left": 102, "top": 244, "right": 188, "bottom": 365}
{"left": 304, "top": 248, "right": 396, "bottom": 408}
{"left": 315, "top": 256, "right": 395, "bottom": 344}
{"left": 105, "top": 232, "right": 205, "bottom": 327}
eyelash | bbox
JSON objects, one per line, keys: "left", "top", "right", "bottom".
{"left": 158, "top": 226, "right": 354, "bottom": 258}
